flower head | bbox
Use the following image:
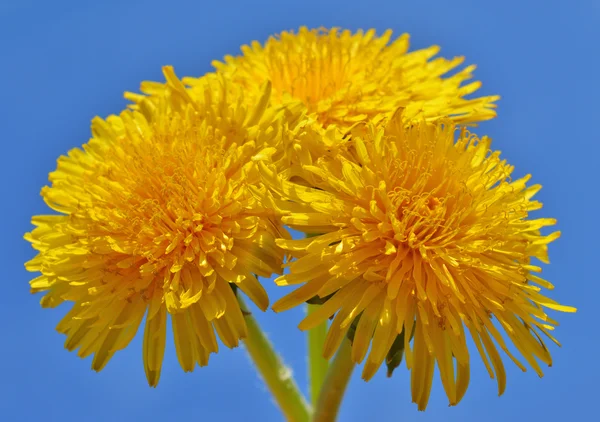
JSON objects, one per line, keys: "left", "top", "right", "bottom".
{"left": 258, "top": 111, "right": 575, "bottom": 409}
{"left": 211, "top": 27, "right": 499, "bottom": 129}
{"left": 125, "top": 28, "right": 499, "bottom": 181}
{"left": 24, "top": 67, "right": 287, "bottom": 385}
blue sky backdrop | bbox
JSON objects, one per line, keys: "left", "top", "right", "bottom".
{"left": 1, "top": 0, "right": 598, "bottom": 420}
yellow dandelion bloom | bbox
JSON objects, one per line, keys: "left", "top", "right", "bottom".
{"left": 211, "top": 27, "right": 499, "bottom": 128}
{"left": 125, "top": 28, "right": 498, "bottom": 181}
{"left": 24, "top": 66, "right": 287, "bottom": 386}
{"left": 257, "top": 111, "right": 575, "bottom": 409}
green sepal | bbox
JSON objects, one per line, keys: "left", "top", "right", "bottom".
{"left": 386, "top": 323, "right": 415, "bottom": 377}
{"left": 306, "top": 292, "right": 335, "bottom": 305}
{"left": 385, "top": 331, "right": 405, "bottom": 377}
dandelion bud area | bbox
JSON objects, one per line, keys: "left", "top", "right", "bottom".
{"left": 24, "top": 27, "right": 574, "bottom": 420}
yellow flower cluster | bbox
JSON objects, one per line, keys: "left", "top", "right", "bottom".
{"left": 25, "top": 27, "right": 573, "bottom": 409}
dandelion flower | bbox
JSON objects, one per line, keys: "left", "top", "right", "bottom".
{"left": 210, "top": 27, "right": 499, "bottom": 128}
{"left": 24, "top": 67, "right": 287, "bottom": 386}
{"left": 125, "top": 27, "right": 499, "bottom": 179}
{"left": 257, "top": 111, "right": 575, "bottom": 409}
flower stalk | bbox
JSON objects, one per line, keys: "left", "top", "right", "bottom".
{"left": 238, "top": 295, "right": 311, "bottom": 422}
{"left": 311, "top": 338, "right": 355, "bottom": 422}
{"left": 307, "top": 304, "right": 329, "bottom": 403}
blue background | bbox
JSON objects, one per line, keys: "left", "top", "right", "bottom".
{"left": 1, "top": 0, "right": 598, "bottom": 420}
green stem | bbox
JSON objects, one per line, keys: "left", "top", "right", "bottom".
{"left": 307, "top": 304, "right": 329, "bottom": 403}
{"left": 238, "top": 295, "right": 312, "bottom": 422}
{"left": 311, "top": 338, "right": 355, "bottom": 422}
